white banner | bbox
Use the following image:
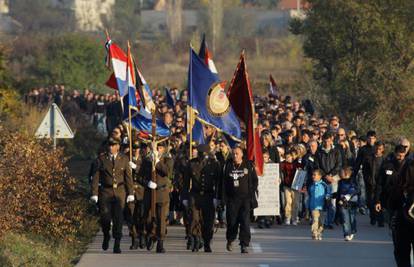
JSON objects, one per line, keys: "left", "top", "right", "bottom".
{"left": 254, "top": 163, "right": 280, "bottom": 216}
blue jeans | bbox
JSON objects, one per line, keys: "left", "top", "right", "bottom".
{"left": 340, "top": 207, "right": 357, "bottom": 236}
{"left": 325, "top": 183, "right": 338, "bottom": 226}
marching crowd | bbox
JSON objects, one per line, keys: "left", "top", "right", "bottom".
{"left": 26, "top": 84, "right": 414, "bottom": 266}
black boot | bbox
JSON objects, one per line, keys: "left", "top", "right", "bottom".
{"left": 130, "top": 236, "right": 138, "bottom": 250}
{"left": 204, "top": 240, "right": 212, "bottom": 253}
{"left": 113, "top": 239, "right": 121, "bottom": 254}
{"left": 226, "top": 241, "right": 233, "bottom": 252}
{"left": 138, "top": 235, "right": 145, "bottom": 249}
{"left": 102, "top": 233, "right": 110, "bottom": 251}
{"left": 192, "top": 236, "right": 199, "bottom": 252}
{"left": 156, "top": 240, "right": 166, "bottom": 253}
{"left": 186, "top": 236, "right": 193, "bottom": 250}
{"left": 146, "top": 236, "right": 155, "bottom": 251}
{"left": 240, "top": 245, "right": 248, "bottom": 254}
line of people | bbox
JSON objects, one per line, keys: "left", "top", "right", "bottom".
{"left": 26, "top": 85, "right": 414, "bottom": 264}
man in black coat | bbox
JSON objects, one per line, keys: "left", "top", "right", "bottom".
{"left": 315, "top": 132, "right": 342, "bottom": 228}
{"left": 375, "top": 145, "right": 407, "bottom": 219}
{"left": 222, "top": 146, "right": 258, "bottom": 254}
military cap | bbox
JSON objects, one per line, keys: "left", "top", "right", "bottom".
{"left": 108, "top": 137, "right": 121, "bottom": 145}
{"left": 197, "top": 144, "right": 210, "bottom": 153}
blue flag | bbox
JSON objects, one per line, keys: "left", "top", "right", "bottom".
{"left": 188, "top": 48, "right": 241, "bottom": 140}
{"left": 165, "top": 87, "right": 175, "bottom": 108}
{"left": 192, "top": 119, "right": 205, "bottom": 144}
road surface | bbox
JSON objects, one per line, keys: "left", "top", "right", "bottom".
{"left": 77, "top": 215, "right": 395, "bottom": 267}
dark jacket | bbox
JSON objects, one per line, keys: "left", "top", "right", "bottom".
{"left": 375, "top": 154, "right": 404, "bottom": 207}
{"left": 316, "top": 146, "right": 342, "bottom": 180}
{"left": 222, "top": 160, "right": 258, "bottom": 208}
{"left": 353, "top": 144, "right": 375, "bottom": 177}
{"left": 183, "top": 154, "right": 221, "bottom": 202}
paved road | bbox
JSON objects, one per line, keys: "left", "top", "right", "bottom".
{"left": 77, "top": 215, "right": 396, "bottom": 267}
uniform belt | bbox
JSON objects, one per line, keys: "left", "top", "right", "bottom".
{"left": 133, "top": 183, "right": 144, "bottom": 189}
{"left": 156, "top": 185, "right": 167, "bottom": 191}
{"left": 102, "top": 182, "right": 124, "bottom": 188}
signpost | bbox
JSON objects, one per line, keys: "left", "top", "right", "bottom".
{"left": 35, "top": 103, "right": 74, "bottom": 149}
{"left": 254, "top": 163, "right": 280, "bottom": 216}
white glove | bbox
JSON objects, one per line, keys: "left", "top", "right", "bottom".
{"left": 182, "top": 199, "right": 189, "bottom": 207}
{"left": 90, "top": 195, "right": 98, "bottom": 203}
{"left": 148, "top": 181, "right": 157, "bottom": 189}
{"left": 344, "top": 194, "right": 351, "bottom": 201}
{"left": 213, "top": 198, "right": 220, "bottom": 208}
{"left": 129, "top": 161, "right": 137, "bottom": 170}
{"left": 126, "top": 195, "right": 135, "bottom": 203}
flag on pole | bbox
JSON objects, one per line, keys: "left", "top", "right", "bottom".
{"left": 104, "top": 36, "right": 170, "bottom": 137}
{"left": 269, "top": 74, "right": 278, "bottom": 96}
{"left": 104, "top": 35, "right": 129, "bottom": 97}
{"left": 165, "top": 87, "right": 175, "bottom": 108}
{"left": 188, "top": 48, "right": 241, "bottom": 140}
{"left": 198, "top": 33, "right": 218, "bottom": 75}
{"left": 227, "top": 51, "right": 264, "bottom": 176}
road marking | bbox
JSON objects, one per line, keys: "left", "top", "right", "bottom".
{"left": 252, "top": 242, "right": 262, "bottom": 253}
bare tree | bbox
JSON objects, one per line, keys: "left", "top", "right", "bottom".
{"left": 209, "top": 0, "right": 223, "bottom": 53}
{"left": 166, "top": 0, "right": 182, "bottom": 45}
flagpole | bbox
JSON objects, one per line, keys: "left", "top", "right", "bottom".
{"left": 127, "top": 40, "right": 133, "bottom": 161}
{"left": 128, "top": 106, "right": 133, "bottom": 160}
{"left": 189, "top": 106, "right": 193, "bottom": 160}
{"left": 151, "top": 106, "right": 157, "bottom": 222}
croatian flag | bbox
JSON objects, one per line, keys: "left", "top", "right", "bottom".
{"left": 105, "top": 36, "right": 129, "bottom": 97}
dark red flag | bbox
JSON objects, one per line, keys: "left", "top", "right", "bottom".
{"left": 227, "top": 51, "right": 264, "bottom": 176}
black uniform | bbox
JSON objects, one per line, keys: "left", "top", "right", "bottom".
{"left": 223, "top": 159, "right": 258, "bottom": 249}
{"left": 91, "top": 152, "right": 133, "bottom": 250}
{"left": 388, "top": 160, "right": 414, "bottom": 267}
{"left": 183, "top": 153, "right": 221, "bottom": 252}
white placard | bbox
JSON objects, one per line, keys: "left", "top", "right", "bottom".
{"left": 254, "top": 163, "right": 280, "bottom": 216}
{"left": 291, "top": 169, "right": 307, "bottom": 191}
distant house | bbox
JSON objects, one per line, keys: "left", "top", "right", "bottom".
{"left": 278, "top": 0, "right": 308, "bottom": 19}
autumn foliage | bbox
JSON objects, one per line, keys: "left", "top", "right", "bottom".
{"left": 0, "top": 126, "right": 86, "bottom": 241}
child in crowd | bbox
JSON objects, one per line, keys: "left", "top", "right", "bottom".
{"left": 337, "top": 167, "right": 359, "bottom": 241}
{"left": 281, "top": 152, "right": 302, "bottom": 225}
{"left": 308, "top": 169, "right": 330, "bottom": 240}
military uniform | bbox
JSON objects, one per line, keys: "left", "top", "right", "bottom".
{"left": 91, "top": 151, "right": 133, "bottom": 252}
{"left": 126, "top": 155, "right": 145, "bottom": 249}
{"left": 183, "top": 152, "right": 221, "bottom": 252}
{"left": 140, "top": 152, "right": 173, "bottom": 252}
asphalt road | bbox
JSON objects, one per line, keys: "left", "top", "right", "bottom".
{"left": 77, "top": 215, "right": 397, "bottom": 267}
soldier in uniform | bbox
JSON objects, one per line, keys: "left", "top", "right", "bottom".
{"left": 126, "top": 141, "right": 146, "bottom": 250}
{"left": 215, "top": 138, "right": 232, "bottom": 228}
{"left": 173, "top": 142, "right": 193, "bottom": 249}
{"left": 141, "top": 141, "right": 174, "bottom": 253}
{"left": 183, "top": 144, "right": 221, "bottom": 253}
{"left": 222, "top": 145, "right": 258, "bottom": 254}
{"left": 90, "top": 137, "right": 135, "bottom": 254}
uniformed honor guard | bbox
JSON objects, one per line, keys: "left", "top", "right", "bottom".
{"left": 222, "top": 145, "right": 258, "bottom": 253}
{"left": 141, "top": 141, "right": 174, "bottom": 253}
{"left": 183, "top": 144, "right": 221, "bottom": 253}
{"left": 90, "top": 137, "right": 135, "bottom": 254}
{"left": 126, "top": 141, "right": 146, "bottom": 250}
